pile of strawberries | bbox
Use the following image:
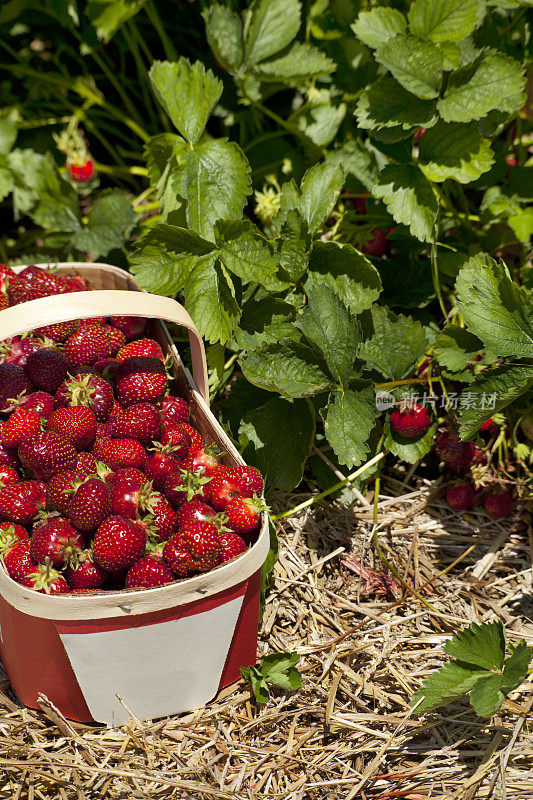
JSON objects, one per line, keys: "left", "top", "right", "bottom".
{"left": 0, "top": 264, "right": 265, "bottom": 595}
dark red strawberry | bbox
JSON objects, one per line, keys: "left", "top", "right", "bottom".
{"left": 18, "top": 391, "right": 55, "bottom": 419}
{"left": 0, "top": 521, "right": 28, "bottom": 554}
{"left": 109, "top": 477, "right": 145, "bottom": 518}
{"left": 75, "top": 451, "right": 97, "bottom": 478}
{"left": 65, "top": 548, "right": 107, "bottom": 590}
{"left": 1, "top": 335, "right": 43, "bottom": 366}
{"left": 22, "top": 562, "right": 70, "bottom": 594}
{"left": 0, "top": 263, "right": 16, "bottom": 292}
{"left": 224, "top": 495, "right": 264, "bottom": 535}
{"left": 93, "top": 438, "right": 146, "bottom": 471}
{"left": 0, "top": 466, "right": 20, "bottom": 487}
{"left": 48, "top": 406, "right": 97, "bottom": 451}
{"left": 45, "top": 470, "right": 78, "bottom": 514}
{"left": 30, "top": 516, "right": 84, "bottom": 568}
{"left": 2, "top": 408, "right": 41, "bottom": 448}
{"left": 144, "top": 446, "right": 182, "bottom": 490}
{"left": 3, "top": 538, "right": 36, "bottom": 582}
{"left": 436, "top": 432, "right": 475, "bottom": 473}
{"left": 159, "top": 395, "right": 190, "bottom": 430}
{"left": 64, "top": 274, "right": 91, "bottom": 292}
{"left": 227, "top": 466, "right": 264, "bottom": 496}
{"left": 126, "top": 556, "right": 174, "bottom": 588}
{"left": 67, "top": 159, "right": 95, "bottom": 183}
{"left": 114, "top": 356, "right": 167, "bottom": 406}
{"left": 100, "top": 324, "right": 126, "bottom": 356}
{"left": 206, "top": 471, "right": 246, "bottom": 511}
{"left": 390, "top": 404, "right": 431, "bottom": 438}
{"left": 175, "top": 499, "right": 216, "bottom": 528}
{"left": 92, "top": 515, "right": 147, "bottom": 572}
{"left": 109, "top": 315, "right": 147, "bottom": 341}
{"left": 446, "top": 483, "right": 476, "bottom": 511}
{"left": 484, "top": 489, "right": 514, "bottom": 518}
{"left": 67, "top": 477, "right": 111, "bottom": 531}
{"left": 18, "top": 266, "right": 68, "bottom": 293}
{"left": 0, "top": 292, "right": 6, "bottom": 311}
{"left": 219, "top": 531, "right": 247, "bottom": 562}
{"left": 34, "top": 320, "right": 77, "bottom": 343}
{"left": 0, "top": 363, "right": 34, "bottom": 413}
{"left": 181, "top": 446, "right": 223, "bottom": 478}
{"left": 162, "top": 535, "right": 197, "bottom": 577}
{"left": 142, "top": 492, "right": 176, "bottom": 542}
{"left": 163, "top": 469, "right": 212, "bottom": 508}
{"left": 179, "top": 520, "right": 223, "bottom": 572}
{"left": 0, "top": 480, "right": 46, "bottom": 524}
{"left": 55, "top": 372, "right": 114, "bottom": 422}
{"left": 117, "top": 338, "right": 164, "bottom": 362}
{"left": 77, "top": 316, "right": 106, "bottom": 328}
{"left": 18, "top": 431, "right": 77, "bottom": 480}
{"left": 112, "top": 403, "right": 161, "bottom": 445}
{"left": 25, "top": 348, "right": 68, "bottom": 393}
{"left": 479, "top": 418, "right": 499, "bottom": 437}
{"left": 64, "top": 325, "right": 112, "bottom": 367}
{"left": 361, "top": 228, "right": 387, "bottom": 256}
{"left": 93, "top": 358, "right": 120, "bottom": 379}
{"left": 94, "top": 420, "right": 113, "bottom": 443}
{"left": 7, "top": 277, "right": 55, "bottom": 306}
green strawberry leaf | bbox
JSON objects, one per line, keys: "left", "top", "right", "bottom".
{"left": 183, "top": 257, "right": 240, "bottom": 344}
{"left": 241, "top": 665, "right": 271, "bottom": 704}
{"left": 0, "top": 110, "right": 17, "bottom": 155}
{"left": 437, "top": 51, "right": 526, "bottom": 123}
{"left": 215, "top": 219, "right": 280, "bottom": 288}
{"left": 289, "top": 100, "right": 347, "bottom": 148}
{"left": 433, "top": 325, "right": 485, "bottom": 371}
{"left": 253, "top": 42, "right": 335, "bottom": 84}
{"left": 30, "top": 155, "right": 82, "bottom": 232}
{"left": 71, "top": 190, "right": 135, "bottom": 257}
{"left": 323, "top": 385, "right": 380, "bottom": 469}
{"left": 359, "top": 305, "right": 428, "bottom": 381}
{"left": 373, "top": 164, "right": 438, "bottom": 242}
{"left": 458, "top": 364, "right": 533, "bottom": 440}
{"left": 234, "top": 297, "right": 299, "bottom": 351}
{"left": 149, "top": 58, "right": 223, "bottom": 144}
{"left": 243, "top": 0, "right": 301, "bottom": 66}
{"left": 86, "top": 0, "right": 147, "bottom": 41}
{"left": 444, "top": 620, "right": 506, "bottom": 671}
{"left": 239, "top": 397, "right": 315, "bottom": 489}
{"left": 306, "top": 241, "right": 382, "bottom": 315}
{"left": 327, "top": 140, "right": 379, "bottom": 192}
{"left": 260, "top": 651, "right": 302, "bottom": 690}
{"left": 384, "top": 416, "right": 438, "bottom": 464}
{"left": 296, "top": 285, "right": 359, "bottom": 387}
{"left": 356, "top": 77, "right": 437, "bottom": 131}
{"left": 418, "top": 120, "right": 494, "bottom": 183}
{"left": 374, "top": 34, "right": 443, "bottom": 99}
{"left": 277, "top": 209, "right": 310, "bottom": 282}
{"left": 501, "top": 641, "right": 532, "bottom": 696}
{"left": 351, "top": 7, "right": 407, "bottom": 50}
{"left": 202, "top": 3, "right": 244, "bottom": 72}
{"left": 411, "top": 660, "right": 489, "bottom": 713}
{"left": 239, "top": 341, "right": 333, "bottom": 398}
{"left": 8, "top": 148, "right": 45, "bottom": 221}
{"left": 455, "top": 254, "right": 533, "bottom": 358}
{"left": 408, "top": 0, "right": 481, "bottom": 43}
{"left": 276, "top": 159, "right": 344, "bottom": 234}
{"left": 469, "top": 674, "right": 506, "bottom": 718}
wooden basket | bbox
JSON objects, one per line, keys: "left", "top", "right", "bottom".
{"left": 0, "top": 262, "right": 269, "bottom": 726}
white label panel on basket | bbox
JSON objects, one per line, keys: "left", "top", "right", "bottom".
{"left": 58, "top": 595, "right": 244, "bottom": 726}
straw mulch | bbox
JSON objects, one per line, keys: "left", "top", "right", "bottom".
{"left": 0, "top": 464, "right": 531, "bottom": 799}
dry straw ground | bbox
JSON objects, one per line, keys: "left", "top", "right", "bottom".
{"left": 0, "top": 462, "right": 531, "bottom": 799}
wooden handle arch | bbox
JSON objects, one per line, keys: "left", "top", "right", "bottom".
{"left": 0, "top": 290, "right": 210, "bottom": 405}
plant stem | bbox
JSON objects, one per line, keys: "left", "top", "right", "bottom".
{"left": 270, "top": 452, "right": 385, "bottom": 521}
{"left": 431, "top": 234, "right": 447, "bottom": 320}
{"left": 145, "top": 1, "right": 179, "bottom": 61}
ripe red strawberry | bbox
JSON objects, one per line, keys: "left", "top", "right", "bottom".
{"left": 30, "top": 517, "right": 84, "bottom": 567}
{"left": 3, "top": 538, "right": 36, "bottom": 582}
{"left": 45, "top": 470, "right": 78, "bottom": 514}
{"left": 479, "top": 418, "right": 498, "bottom": 437}
{"left": 100, "top": 324, "right": 126, "bottom": 355}
{"left": 175, "top": 499, "right": 216, "bottom": 528}
{"left": 3, "top": 408, "right": 41, "bottom": 448}
{"left": 48, "top": 406, "right": 97, "bottom": 451}
{"left": 0, "top": 521, "right": 28, "bottom": 553}
{"left": 65, "top": 548, "right": 107, "bottom": 590}
{"left": 0, "top": 363, "right": 34, "bottom": 413}
{"left": 117, "top": 338, "right": 164, "bottom": 362}
{"left": 0, "top": 480, "right": 46, "bottom": 524}
{"left": 18, "top": 391, "right": 55, "bottom": 419}
{"left": 126, "top": 556, "right": 174, "bottom": 588}
{"left": 112, "top": 402, "right": 161, "bottom": 445}
{"left": 115, "top": 356, "right": 167, "bottom": 407}
{"left": 94, "top": 358, "right": 120, "bottom": 379}
{"left": 109, "top": 477, "right": 145, "bottom": 518}
{"left": 92, "top": 515, "right": 147, "bottom": 572}
{"left": 34, "top": 320, "right": 77, "bottom": 343}
{"left": 67, "top": 159, "right": 95, "bottom": 183}
{"left": 66, "top": 477, "right": 110, "bottom": 531}
{"left": 206, "top": 471, "right": 246, "bottom": 511}
{"left": 227, "top": 466, "right": 264, "bottom": 496}
{"left": 181, "top": 446, "right": 223, "bottom": 478}
{"left": 22, "top": 562, "right": 70, "bottom": 594}
{"left": 0, "top": 466, "right": 20, "bottom": 487}
{"left": 94, "top": 421, "right": 113, "bottom": 443}
{"left": 436, "top": 432, "right": 475, "bottom": 473}
{"left": 219, "top": 531, "right": 247, "bottom": 562}
{"left": 0, "top": 422, "right": 19, "bottom": 469}
{"left": 361, "top": 228, "right": 387, "bottom": 256}
{"left": 0, "top": 292, "right": 7, "bottom": 311}
{"left": 105, "top": 467, "right": 147, "bottom": 488}
{"left": 63, "top": 274, "right": 91, "bottom": 292}
{"left": 224, "top": 496, "right": 264, "bottom": 535}
{"left": 142, "top": 492, "right": 176, "bottom": 542}
{"left": 0, "top": 263, "right": 16, "bottom": 292}
{"left": 93, "top": 438, "right": 146, "bottom": 471}
{"left": 109, "top": 315, "right": 147, "bottom": 341}
{"left": 64, "top": 325, "right": 112, "bottom": 367}
{"left": 25, "top": 348, "right": 68, "bottom": 393}
{"left": 75, "top": 451, "right": 97, "bottom": 478}
{"left": 144, "top": 446, "right": 182, "bottom": 490}
{"left": 1, "top": 335, "right": 43, "bottom": 366}
{"left": 484, "top": 490, "right": 514, "bottom": 518}
{"left": 162, "top": 535, "right": 197, "bottom": 577}
{"left": 159, "top": 395, "right": 190, "bottom": 429}
{"left": 7, "top": 277, "right": 55, "bottom": 306}
{"left": 446, "top": 483, "right": 476, "bottom": 511}
{"left": 390, "top": 404, "right": 431, "bottom": 438}
{"left": 18, "top": 266, "right": 68, "bottom": 293}
{"left": 19, "top": 431, "right": 77, "bottom": 480}
{"left": 160, "top": 424, "right": 197, "bottom": 457}
{"left": 179, "top": 520, "right": 223, "bottom": 572}
{"left": 163, "top": 469, "right": 212, "bottom": 508}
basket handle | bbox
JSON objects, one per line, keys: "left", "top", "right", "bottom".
{"left": 0, "top": 290, "right": 210, "bottom": 405}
